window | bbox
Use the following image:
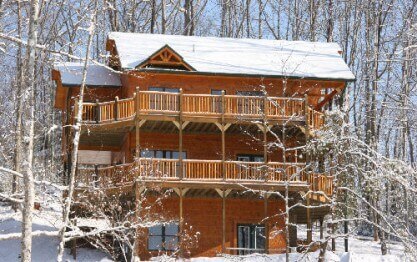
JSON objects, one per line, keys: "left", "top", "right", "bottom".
{"left": 237, "top": 224, "right": 266, "bottom": 255}
{"left": 237, "top": 154, "right": 264, "bottom": 162}
{"left": 140, "top": 150, "right": 186, "bottom": 159}
{"left": 148, "top": 223, "right": 179, "bottom": 251}
{"left": 149, "top": 87, "right": 180, "bottom": 93}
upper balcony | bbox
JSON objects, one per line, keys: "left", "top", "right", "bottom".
{"left": 77, "top": 90, "right": 325, "bottom": 133}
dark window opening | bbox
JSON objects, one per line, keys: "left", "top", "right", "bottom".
{"left": 237, "top": 154, "right": 264, "bottom": 162}
{"left": 148, "top": 223, "right": 179, "bottom": 251}
{"left": 237, "top": 224, "right": 266, "bottom": 255}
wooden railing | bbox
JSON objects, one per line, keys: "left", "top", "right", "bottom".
{"left": 78, "top": 91, "right": 325, "bottom": 131}
{"left": 76, "top": 158, "right": 333, "bottom": 196}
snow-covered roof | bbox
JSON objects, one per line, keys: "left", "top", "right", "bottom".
{"left": 53, "top": 62, "right": 122, "bottom": 87}
{"left": 108, "top": 32, "right": 355, "bottom": 81}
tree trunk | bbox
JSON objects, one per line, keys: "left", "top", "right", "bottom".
{"left": 56, "top": 2, "right": 98, "bottom": 261}
{"left": 21, "top": 0, "right": 41, "bottom": 260}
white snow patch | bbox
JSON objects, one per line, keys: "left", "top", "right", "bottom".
{"left": 54, "top": 62, "right": 122, "bottom": 87}
{"left": 108, "top": 32, "right": 355, "bottom": 81}
{"left": 0, "top": 204, "right": 111, "bottom": 262}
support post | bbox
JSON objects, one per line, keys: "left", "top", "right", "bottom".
{"left": 307, "top": 197, "right": 312, "bottom": 243}
{"left": 264, "top": 193, "right": 269, "bottom": 254}
{"left": 95, "top": 99, "right": 100, "bottom": 123}
{"left": 135, "top": 88, "right": 140, "bottom": 158}
{"left": 263, "top": 90, "right": 269, "bottom": 181}
{"left": 222, "top": 189, "right": 226, "bottom": 254}
{"left": 179, "top": 89, "right": 183, "bottom": 179}
{"left": 304, "top": 94, "right": 310, "bottom": 132}
{"left": 221, "top": 91, "right": 226, "bottom": 181}
{"left": 114, "top": 96, "right": 119, "bottom": 121}
{"left": 179, "top": 188, "right": 184, "bottom": 257}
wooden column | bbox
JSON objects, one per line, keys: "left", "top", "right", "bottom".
{"left": 222, "top": 189, "right": 226, "bottom": 254}
{"left": 221, "top": 91, "right": 226, "bottom": 181}
{"left": 114, "top": 96, "right": 119, "bottom": 121}
{"left": 179, "top": 188, "right": 184, "bottom": 257}
{"left": 263, "top": 92, "right": 268, "bottom": 181}
{"left": 135, "top": 88, "right": 140, "bottom": 158}
{"left": 179, "top": 89, "right": 183, "bottom": 179}
{"left": 95, "top": 99, "right": 100, "bottom": 123}
{"left": 306, "top": 197, "right": 312, "bottom": 243}
{"left": 264, "top": 193, "right": 269, "bottom": 254}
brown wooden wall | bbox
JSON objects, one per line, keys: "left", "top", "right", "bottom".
{"left": 136, "top": 195, "right": 286, "bottom": 259}
{"left": 79, "top": 131, "right": 304, "bottom": 164}
{"left": 121, "top": 71, "right": 345, "bottom": 107}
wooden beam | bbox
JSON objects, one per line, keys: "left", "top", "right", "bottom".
{"left": 315, "top": 89, "right": 338, "bottom": 110}
{"left": 173, "top": 121, "right": 180, "bottom": 130}
{"left": 182, "top": 121, "right": 190, "bottom": 130}
{"left": 138, "top": 119, "right": 146, "bottom": 128}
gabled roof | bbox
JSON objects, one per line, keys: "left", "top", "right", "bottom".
{"left": 108, "top": 32, "right": 355, "bottom": 81}
{"left": 53, "top": 62, "right": 121, "bottom": 87}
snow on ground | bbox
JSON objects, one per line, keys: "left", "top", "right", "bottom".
{"left": 0, "top": 203, "right": 111, "bottom": 262}
{"left": 0, "top": 203, "right": 407, "bottom": 262}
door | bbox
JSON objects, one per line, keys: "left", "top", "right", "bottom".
{"left": 237, "top": 224, "right": 266, "bottom": 255}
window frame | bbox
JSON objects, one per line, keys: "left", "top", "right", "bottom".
{"left": 237, "top": 223, "right": 266, "bottom": 255}
{"left": 147, "top": 223, "right": 180, "bottom": 252}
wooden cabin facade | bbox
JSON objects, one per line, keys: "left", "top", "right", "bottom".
{"left": 52, "top": 33, "right": 354, "bottom": 260}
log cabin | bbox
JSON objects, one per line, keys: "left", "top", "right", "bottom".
{"left": 52, "top": 33, "right": 355, "bottom": 260}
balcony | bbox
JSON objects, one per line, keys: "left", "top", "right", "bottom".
{"left": 76, "top": 158, "right": 333, "bottom": 196}
{"left": 77, "top": 91, "right": 325, "bottom": 132}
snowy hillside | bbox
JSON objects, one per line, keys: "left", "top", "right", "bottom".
{"left": 0, "top": 204, "right": 406, "bottom": 262}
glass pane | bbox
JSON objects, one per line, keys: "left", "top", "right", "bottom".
{"left": 172, "top": 151, "right": 180, "bottom": 159}
{"left": 165, "top": 88, "right": 180, "bottom": 93}
{"left": 155, "top": 150, "right": 163, "bottom": 158}
{"left": 149, "top": 87, "right": 164, "bottom": 92}
{"left": 255, "top": 226, "right": 266, "bottom": 250}
{"left": 148, "top": 236, "right": 163, "bottom": 250}
{"left": 165, "top": 223, "right": 179, "bottom": 235}
{"left": 237, "top": 156, "right": 250, "bottom": 162}
{"left": 141, "top": 150, "right": 154, "bottom": 158}
{"left": 149, "top": 225, "right": 163, "bottom": 235}
{"left": 238, "top": 226, "right": 250, "bottom": 249}
{"left": 211, "top": 90, "right": 223, "bottom": 95}
{"left": 253, "top": 156, "right": 264, "bottom": 162}
{"left": 164, "top": 236, "right": 179, "bottom": 251}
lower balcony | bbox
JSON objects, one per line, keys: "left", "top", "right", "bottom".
{"left": 76, "top": 158, "right": 333, "bottom": 197}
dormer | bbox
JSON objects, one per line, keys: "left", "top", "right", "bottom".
{"left": 136, "top": 45, "right": 195, "bottom": 71}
